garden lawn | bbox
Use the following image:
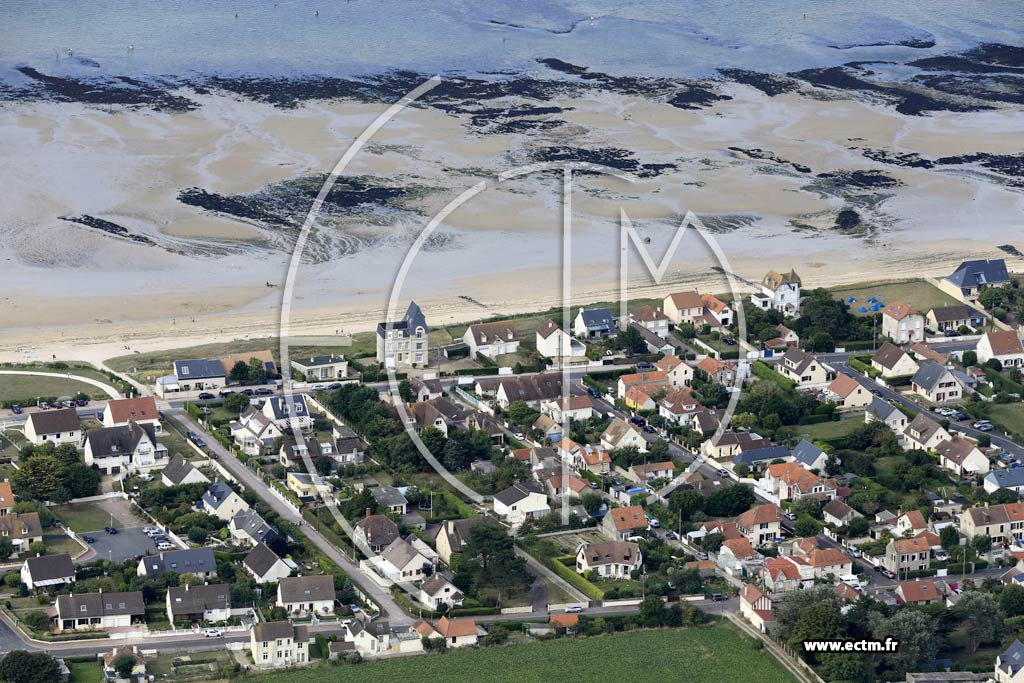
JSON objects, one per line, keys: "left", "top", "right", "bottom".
{"left": 796, "top": 418, "right": 863, "bottom": 442}
{"left": 253, "top": 624, "right": 795, "bottom": 683}
{"left": 69, "top": 661, "right": 105, "bottom": 683}
{"left": 0, "top": 375, "right": 103, "bottom": 402}
{"left": 54, "top": 502, "right": 114, "bottom": 533}
{"left": 987, "top": 403, "right": 1024, "bottom": 436}
{"left": 830, "top": 279, "right": 960, "bottom": 316}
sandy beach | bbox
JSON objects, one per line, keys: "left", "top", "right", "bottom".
{"left": 1, "top": 74, "right": 1022, "bottom": 368}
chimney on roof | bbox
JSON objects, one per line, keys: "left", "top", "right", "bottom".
{"left": 365, "top": 508, "right": 371, "bottom": 518}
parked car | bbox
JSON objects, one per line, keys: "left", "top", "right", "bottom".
{"left": 974, "top": 422, "right": 995, "bottom": 432}
{"left": 311, "top": 383, "right": 327, "bottom": 391}
{"left": 635, "top": 362, "right": 655, "bottom": 371}
{"left": 589, "top": 481, "right": 599, "bottom": 489}
{"left": 241, "top": 388, "right": 255, "bottom": 396}
{"left": 710, "top": 593, "right": 727, "bottom": 602}
{"left": 512, "top": 432, "right": 525, "bottom": 440}
{"left": 255, "top": 388, "right": 274, "bottom": 396}
{"left": 587, "top": 387, "right": 600, "bottom": 398}
{"left": 870, "top": 389, "right": 883, "bottom": 397}
{"left": 630, "top": 416, "right": 646, "bottom": 427}
{"left": 564, "top": 605, "right": 584, "bottom": 613}
{"left": 157, "top": 542, "right": 175, "bottom": 551}
{"left": 950, "top": 411, "right": 968, "bottom": 421}
{"left": 722, "top": 337, "right": 737, "bottom": 346}
{"left": 143, "top": 527, "right": 160, "bottom": 536}
{"left": 666, "top": 531, "right": 679, "bottom": 540}
{"left": 328, "top": 383, "right": 343, "bottom": 390}
{"left": 203, "top": 628, "right": 223, "bottom": 637}
{"left": 647, "top": 518, "right": 661, "bottom": 529}
{"left": 218, "top": 390, "right": 235, "bottom": 398}
{"left": 784, "top": 511, "right": 797, "bottom": 521}
{"left": 137, "top": 473, "right": 154, "bottom": 483}
{"left": 696, "top": 551, "right": 709, "bottom": 560}
{"left": 76, "top": 398, "right": 88, "bottom": 406}
{"left": 197, "top": 392, "right": 215, "bottom": 400}
{"left": 104, "top": 526, "right": 118, "bottom": 534}
{"left": 643, "top": 424, "right": 656, "bottom": 433}
{"left": 10, "top": 405, "right": 21, "bottom": 415}
{"left": 82, "top": 535, "right": 96, "bottom": 544}
{"left": 934, "top": 407, "right": 953, "bottom": 416}
{"left": 37, "top": 402, "right": 49, "bottom": 410}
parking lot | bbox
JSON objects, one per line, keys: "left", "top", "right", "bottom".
{"left": 81, "top": 527, "right": 168, "bottom": 563}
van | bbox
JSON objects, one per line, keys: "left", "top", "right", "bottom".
{"left": 839, "top": 574, "right": 861, "bottom": 590}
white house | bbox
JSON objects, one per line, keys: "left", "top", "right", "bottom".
{"left": 21, "top": 554, "right": 75, "bottom": 590}
{"left": 575, "top": 541, "right": 642, "bottom": 579}
{"left": 200, "top": 480, "right": 250, "bottom": 522}
{"left": 663, "top": 291, "right": 704, "bottom": 325}
{"left": 978, "top": 331, "right": 1024, "bottom": 368}
{"left": 231, "top": 407, "right": 284, "bottom": 455}
{"left": 866, "top": 398, "right": 908, "bottom": 433}
{"left": 902, "top": 414, "right": 951, "bottom": 452}
{"left": 55, "top": 591, "right": 145, "bottom": 633}
{"left": 161, "top": 454, "right": 210, "bottom": 487}
{"left": 740, "top": 583, "right": 775, "bottom": 633}
{"left": 419, "top": 574, "right": 464, "bottom": 610}
{"left": 629, "top": 305, "right": 670, "bottom": 338}
{"left": 492, "top": 482, "right": 550, "bottom": 524}
{"left": 777, "top": 348, "right": 827, "bottom": 386}
{"left": 84, "top": 422, "right": 168, "bottom": 475}
{"left": 463, "top": 320, "right": 519, "bottom": 358}
{"left": 534, "top": 319, "right": 586, "bottom": 360}
{"left": 573, "top": 308, "right": 616, "bottom": 339}
{"left": 871, "top": 343, "right": 920, "bottom": 379}
{"left": 882, "top": 302, "right": 925, "bottom": 344}
{"left": 600, "top": 418, "right": 647, "bottom": 453}
{"left": 156, "top": 359, "right": 226, "bottom": 398}
{"left": 250, "top": 622, "right": 309, "bottom": 668}
{"left": 24, "top": 408, "right": 82, "bottom": 447}
{"left": 166, "top": 583, "right": 230, "bottom": 624}
{"left": 378, "top": 537, "right": 431, "bottom": 583}
{"left": 376, "top": 301, "right": 429, "bottom": 370}
{"left": 935, "top": 437, "right": 989, "bottom": 477}
{"left": 750, "top": 270, "right": 801, "bottom": 317}
{"left": 243, "top": 543, "right": 294, "bottom": 584}
{"left": 289, "top": 354, "right": 348, "bottom": 382}
{"left": 277, "top": 575, "right": 335, "bottom": 616}
{"left": 985, "top": 469, "right": 1024, "bottom": 495}
{"left": 911, "top": 361, "right": 964, "bottom": 404}
{"left": 655, "top": 354, "right": 694, "bottom": 389}
{"left": 262, "top": 395, "right": 312, "bottom": 431}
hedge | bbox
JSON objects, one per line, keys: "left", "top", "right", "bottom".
{"left": 455, "top": 367, "right": 501, "bottom": 377}
{"left": 548, "top": 556, "right": 604, "bottom": 601}
{"left": 436, "top": 490, "right": 479, "bottom": 519}
{"left": 751, "top": 361, "right": 796, "bottom": 390}
{"left": 838, "top": 340, "right": 880, "bottom": 351}
{"left": 798, "top": 414, "right": 834, "bottom": 425}
{"left": 586, "top": 369, "right": 632, "bottom": 382}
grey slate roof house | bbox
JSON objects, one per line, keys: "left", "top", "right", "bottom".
{"left": 353, "top": 513, "right": 400, "bottom": 553}
{"left": 137, "top": 548, "right": 217, "bottom": 579}
{"left": 243, "top": 542, "right": 294, "bottom": 584}
{"left": 56, "top": 591, "right": 145, "bottom": 632}
{"left": 574, "top": 307, "right": 617, "bottom": 339}
{"left": 996, "top": 640, "right": 1024, "bottom": 682}
{"left": 161, "top": 453, "right": 209, "bottom": 487}
{"left": 21, "top": 553, "right": 75, "bottom": 590}
{"left": 945, "top": 259, "right": 1010, "bottom": 296}
{"left": 173, "top": 358, "right": 226, "bottom": 380}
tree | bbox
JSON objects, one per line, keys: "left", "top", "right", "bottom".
{"left": 955, "top": 591, "right": 1004, "bottom": 653}
{"left": 977, "top": 434, "right": 991, "bottom": 448}
{"left": 505, "top": 401, "right": 540, "bottom": 428}
{"left": 986, "top": 358, "right": 1004, "bottom": 372}
{"left": 818, "top": 653, "right": 868, "bottom": 683}
{"left": 805, "top": 331, "right": 835, "bottom": 353}
{"left": 787, "top": 602, "right": 845, "bottom": 657}
{"left": 794, "top": 517, "right": 821, "bottom": 538}
{"left": 113, "top": 653, "right": 137, "bottom": 680}
{"left": 1001, "top": 583, "right": 1024, "bottom": 617}
{"left": 775, "top": 586, "right": 843, "bottom": 641}
{"left": 940, "top": 525, "right": 960, "bottom": 551}
{"left": 27, "top": 541, "right": 45, "bottom": 557}
{"left": 699, "top": 533, "right": 724, "bottom": 553}
{"left": 229, "top": 360, "right": 251, "bottom": 384}
{"left": 0, "top": 538, "right": 13, "bottom": 561}
{"left": 971, "top": 534, "right": 992, "bottom": 555}
{"left": 846, "top": 516, "right": 869, "bottom": 537}
{"left": 223, "top": 392, "right": 250, "bottom": 412}
{"left": 868, "top": 609, "right": 938, "bottom": 673}
{"left": 13, "top": 455, "right": 65, "bottom": 502}
{"left": 702, "top": 485, "right": 754, "bottom": 517}
{"left": 669, "top": 489, "right": 702, "bottom": 522}
{"left": 0, "top": 651, "right": 62, "bottom": 683}
{"left": 638, "top": 594, "right": 667, "bottom": 627}
{"left": 398, "top": 379, "right": 414, "bottom": 403}
{"left": 615, "top": 326, "right": 647, "bottom": 354}
{"left": 962, "top": 350, "right": 977, "bottom": 367}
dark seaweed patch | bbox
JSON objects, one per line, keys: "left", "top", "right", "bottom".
{"left": 907, "top": 55, "right": 1024, "bottom": 75}
{"left": 912, "top": 73, "right": 1024, "bottom": 106}
{"left": 13, "top": 67, "right": 197, "bottom": 111}
{"left": 59, "top": 215, "right": 155, "bottom": 246}
{"left": 998, "top": 244, "right": 1023, "bottom": 258}
{"left": 667, "top": 86, "right": 731, "bottom": 110}
{"left": 828, "top": 37, "right": 935, "bottom": 50}
{"left": 834, "top": 208, "right": 866, "bottom": 232}
{"left": 718, "top": 69, "right": 799, "bottom": 96}
{"left": 728, "top": 147, "right": 811, "bottom": 174}
{"left": 537, "top": 57, "right": 730, "bottom": 106}
{"left": 530, "top": 146, "right": 675, "bottom": 177}
{"left": 934, "top": 152, "right": 1024, "bottom": 181}
{"left": 815, "top": 170, "right": 901, "bottom": 189}
{"left": 962, "top": 43, "right": 1024, "bottom": 69}
{"left": 860, "top": 148, "right": 935, "bottom": 169}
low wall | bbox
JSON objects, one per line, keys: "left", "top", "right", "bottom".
{"left": 500, "top": 605, "right": 534, "bottom": 615}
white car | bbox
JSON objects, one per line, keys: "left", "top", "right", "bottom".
{"left": 138, "top": 473, "right": 154, "bottom": 482}
{"left": 203, "top": 628, "right": 223, "bottom": 637}
{"left": 512, "top": 432, "right": 525, "bottom": 440}
{"left": 143, "top": 527, "right": 160, "bottom": 536}
{"left": 157, "top": 542, "right": 176, "bottom": 551}
{"left": 564, "top": 605, "right": 584, "bottom": 613}
{"left": 311, "top": 383, "right": 327, "bottom": 391}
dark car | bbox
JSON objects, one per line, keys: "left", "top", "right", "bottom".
{"left": 104, "top": 526, "right": 118, "bottom": 535}
{"left": 10, "top": 405, "right": 22, "bottom": 415}
{"left": 950, "top": 411, "right": 968, "bottom": 421}
{"left": 255, "top": 387, "right": 274, "bottom": 396}
{"left": 38, "top": 402, "right": 50, "bottom": 410}
{"left": 328, "top": 383, "right": 343, "bottom": 390}
{"left": 870, "top": 389, "right": 883, "bottom": 397}
{"left": 710, "top": 593, "right": 727, "bottom": 602}
{"left": 635, "top": 362, "right": 655, "bottom": 371}
{"left": 722, "top": 337, "right": 736, "bottom": 346}
{"left": 192, "top": 437, "right": 207, "bottom": 449}
{"left": 587, "top": 387, "right": 600, "bottom": 398}
{"left": 197, "top": 392, "right": 215, "bottom": 400}
{"left": 643, "top": 425, "right": 656, "bottom": 433}
{"left": 76, "top": 398, "right": 88, "bottom": 406}
{"left": 186, "top": 430, "right": 199, "bottom": 440}
{"left": 82, "top": 535, "right": 96, "bottom": 543}
{"left": 630, "top": 416, "right": 646, "bottom": 427}
{"left": 241, "top": 388, "right": 255, "bottom": 396}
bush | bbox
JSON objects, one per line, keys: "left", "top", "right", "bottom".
{"left": 751, "top": 361, "right": 795, "bottom": 390}
{"left": 547, "top": 556, "right": 604, "bottom": 600}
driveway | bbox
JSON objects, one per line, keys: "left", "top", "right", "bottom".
{"left": 81, "top": 528, "right": 160, "bottom": 563}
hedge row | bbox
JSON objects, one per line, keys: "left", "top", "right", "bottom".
{"left": 455, "top": 367, "right": 501, "bottom": 377}
{"left": 751, "top": 361, "right": 796, "bottom": 390}
{"left": 798, "top": 414, "right": 835, "bottom": 426}
{"left": 548, "top": 556, "right": 604, "bottom": 601}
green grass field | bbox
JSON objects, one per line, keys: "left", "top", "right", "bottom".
{"left": 254, "top": 625, "right": 794, "bottom": 683}
{"left": 69, "top": 661, "right": 104, "bottom": 683}
{"left": 830, "top": 279, "right": 960, "bottom": 316}
{"left": 53, "top": 502, "right": 115, "bottom": 533}
{"left": 0, "top": 375, "right": 103, "bottom": 402}
{"left": 987, "top": 403, "right": 1024, "bottom": 435}
{"left": 795, "top": 418, "right": 863, "bottom": 442}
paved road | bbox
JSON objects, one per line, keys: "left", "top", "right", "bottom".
{"left": 167, "top": 409, "right": 414, "bottom": 627}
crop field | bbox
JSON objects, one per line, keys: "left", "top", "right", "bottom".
{"left": 254, "top": 624, "right": 795, "bottom": 683}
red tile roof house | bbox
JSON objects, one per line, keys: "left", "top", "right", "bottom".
{"left": 895, "top": 578, "right": 943, "bottom": 605}
{"left": 103, "top": 396, "right": 162, "bottom": 432}
{"left": 740, "top": 583, "right": 775, "bottom": 633}
{"left": 736, "top": 504, "right": 783, "bottom": 547}
{"left": 761, "top": 556, "right": 810, "bottom": 594}
{"left": 602, "top": 505, "right": 648, "bottom": 541}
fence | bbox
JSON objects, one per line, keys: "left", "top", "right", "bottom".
{"left": 499, "top": 605, "right": 534, "bottom": 615}
{"left": 453, "top": 386, "right": 492, "bottom": 414}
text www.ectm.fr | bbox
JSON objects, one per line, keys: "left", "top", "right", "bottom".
{"left": 803, "top": 639, "right": 899, "bottom": 653}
